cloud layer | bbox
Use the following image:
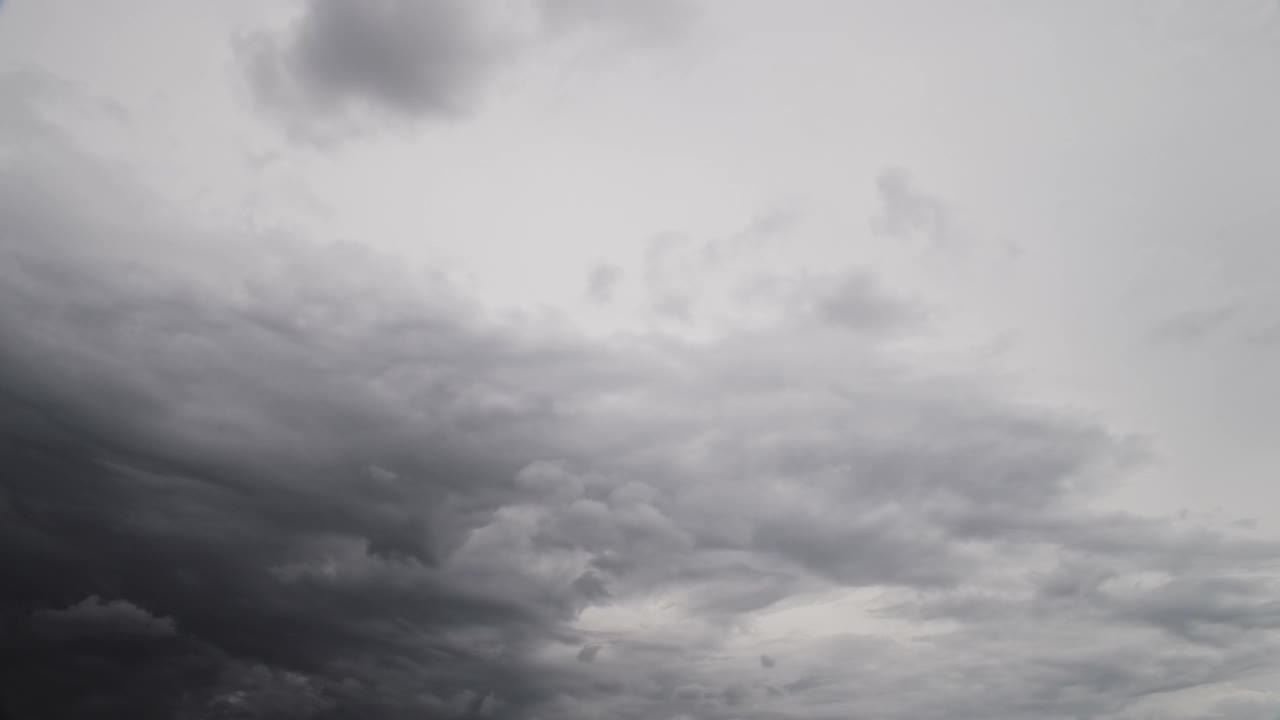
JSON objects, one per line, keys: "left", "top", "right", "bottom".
{"left": 3, "top": 63, "right": 1280, "bottom": 720}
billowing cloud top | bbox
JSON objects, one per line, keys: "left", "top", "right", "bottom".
{"left": 3, "top": 1, "right": 1280, "bottom": 719}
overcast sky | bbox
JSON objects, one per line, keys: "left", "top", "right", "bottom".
{"left": 2, "top": 1, "right": 1280, "bottom": 718}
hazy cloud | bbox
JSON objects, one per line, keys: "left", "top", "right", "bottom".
{"left": 1244, "top": 318, "right": 1280, "bottom": 347}
{"left": 576, "top": 644, "right": 601, "bottom": 663}
{"left": 537, "top": 0, "right": 693, "bottom": 47}
{"left": 243, "top": 0, "right": 512, "bottom": 137}
{"left": 871, "top": 167, "right": 952, "bottom": 248}
{"left": 1150, "top": 303, "right": 1239, "bottom": 344}
{"left": 586, "top": 263, "right": 623, "bottom": 304}
{"left": 242, "top": 0, "right": 694, "bottom": 139}
{"left": 812, "top": 269, "right": 923, "bottom": 333}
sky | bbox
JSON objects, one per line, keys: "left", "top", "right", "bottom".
{"left": 2, "top": 1, "right": 1280, "bottom": 718}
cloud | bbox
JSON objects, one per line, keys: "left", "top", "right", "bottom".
{"left": 577, "top": 644, "right": 601, "bottom": 662}
{"left": 1244, "top": 318, "right": 1280, "bottom": 347}
{"left": 1245, "top": 317, "right": 1280, "bottom": 348}
{"left": 536, "top": 0, "right": 693, "bottom": 48}
{"left": 643, "top": 232, "right": 704, "bottom": 320}
{"left": 1150, "top": 302, "right": 1239, "bottom": 344}
{"left": 586, "top": 263, "right": 623, "bottom": 304}
{"left": 31, "top": 596, "right": 177, "bottom": 638}
{"left": 242, "top": 0, "right": 513, "bottom": 139}
{"left": 871, "top": 167, "right": 952, "bottom": 249}
{"left": 242, "top": 0, "right": 694, "bottom": 140}
{"left": 3, "top": 73, "right": 1280, "bottom": 719}
{"left": 810, "top": 269, "right": 924, "bottom": 333}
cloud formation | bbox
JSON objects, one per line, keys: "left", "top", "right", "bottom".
{"left": 586, "top": 263, "right": 623, "bottom": 304}
{"left": 871, "top": 167, "right": 952, "bottom": 249}
{"left": 31, "top": 596, "right": 177, "bottom": 639}
{"left": 245, "top": 0, "right": 510, "bottom": 127}
{"left": 243, "top": 0, "right": 693, "bottom": 140}
{"left": 3, "top": 72, "right": 1280, "bottom": 719}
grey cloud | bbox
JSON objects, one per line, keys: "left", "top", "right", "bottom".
{"left": 5, "top": 74, "right": 1280, "bottom": 719}
{"left": 643, "top": 232, "right": 705, "bottom": 320}
{"left": 734, "top": 266, "right": 923, "bottom": 336}
{"left": 699, "top": 209, "right": 801, "bottom": 269}
{"left": 0, "top": 80, "right": 618, "bottom": 717}
{"left": 586, "top": 263, "right": 623, "bottom": 304}
{"left": 243, "top": 0, "right": 694, "bottom": 139}
{"left": 1107, "top": 574, "right": 1280, "bottom": 644}
{"left": 1150, "top": 302, "right": 1239, "bottom": 344}
{"left": 244, "top": 0, "right": 510, "bottom": 133}
{"left": 577, "top": 644, "right": 601, "bottom": 663}
{"left": 1198, "top": 691, "right": 1280, "bottom": 720}
{"left": 751, "top": 503, "right": 970, "bottom": 588}
{"left": 537, "top": 0, "right": 692, "bottom": 47}
{"left": 31, "top": 596, "right": 177, "bottom": 638}
{"left": 194, "top": 662, "right": 336, "bottom": 720}
{"left": 737, "top": 209, "right": 800, "bottom": 245}
{"left": 1243, "top": 317, "right": 1280, "bottom": 347}
{"left": 872, "top": 167, "right": 952, "bottom": 248}
{"left": 634, "top": 210, "right": 806, "bottom": 325}
{"left": 812, "top": 269, "right": 923, "bottom": 333}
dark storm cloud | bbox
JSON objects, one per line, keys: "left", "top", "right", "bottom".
{"left": 0, "top": 74, "right": 620, "bottom": 717}
{"left": 6, "top": 73, "right": 1280, "bottom": 719}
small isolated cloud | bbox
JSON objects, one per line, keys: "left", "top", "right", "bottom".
{"left": 586, "top": 263, "right": 623, "bottom": 304}
{"left": 1150, "top": 303, "right": 1238, "bottom": 344}
{"left": 32, "top": 596, "right": 177, "bottom": 638}
{"left": 871, "top": 167, "right": 951, "bottom": 248}
{"left": 243, "top": 0, "right": 513, "bottom": 138}
{"left": 241, "top": 0, "right": 694, "bottom": 141}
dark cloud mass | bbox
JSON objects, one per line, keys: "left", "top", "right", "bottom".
{"left": 3, "top": 74, "right": 1280, "bottom": 719}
